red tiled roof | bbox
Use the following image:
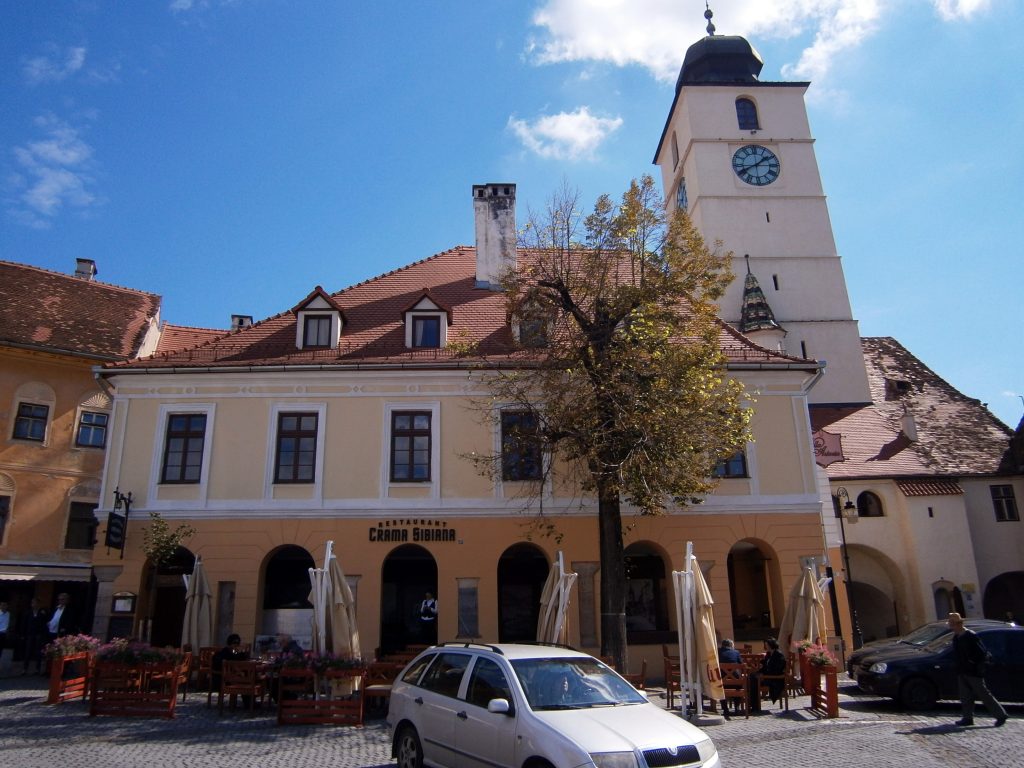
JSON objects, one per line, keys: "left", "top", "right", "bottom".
{"left": 896, "top": 479, "right": 964, "bottom": 497}
{"left": 107, "top": 246, "right": 812, "bottom": 372}
{"left": 0, "top": 260, "right": 161, "bottom": 361}
{"left": 156, "top": 324, "right": 227, "bottom": 354}
{"left": 812, "top": 337, "right": 1015, "bottom": 479}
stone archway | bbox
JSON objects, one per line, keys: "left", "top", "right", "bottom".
{"left": 983, "top": 571, "right": 1024, "bottom": 621}
{"left": 380, "top": 544, "right": 437, "bottom": 654}
{"left": 727, "top": 539, "right": 781, "bottom": 642}
{"left": 259, "top": 545, "right": 315, "bottom": 649}
{"left": 497, "top": 542, "right": 548, "bottom": 642}
{"left": 146, "top": 546, "right": 195, "bottom": 648}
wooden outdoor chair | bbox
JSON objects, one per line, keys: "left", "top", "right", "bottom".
{"left": 195, "top": 646, "right": 217, "bottom": 706}
{"left": 622, "top": 658, "right": 647, "bottom": 690}
{"left": 363, "top": 661, "right": 403, "bottom": 717}
{"left": 663, "top": 655, "right": 682, "bottom": 709}
{"left": 219, "top": 660, "right": 265, "bottom": 715}
{"left": 757, "top": 655, "right": 793, "bottom": 711}
{"left": 720, "top": 662, "right": 749, "bottom": 719}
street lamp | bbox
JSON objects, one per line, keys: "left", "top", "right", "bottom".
{"left": 834, "top": 487, "right": 864, "bottom": 649}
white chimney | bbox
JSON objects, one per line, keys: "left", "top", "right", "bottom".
{"left": 901, "top": 407, "right": 918, "bottom": 442}
{"left": 231, "top": 314, "right": 253, "bottom": 332}
{"left": 473, "top": 183, "right": 516, "bottom": 290}
{"left": 74, "top": 258, "right": 97, "bottom": 281}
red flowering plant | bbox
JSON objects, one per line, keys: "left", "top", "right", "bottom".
{"left": 792, "top": 638, "right": 815, "bottom": 655}
{"left": 307, "top": 652, "right": 363, "bottom": 675}
{"left": 44, "top": 633, "right": 101, "bottom": 658}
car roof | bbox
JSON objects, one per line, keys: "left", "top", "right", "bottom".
{"left": 430, "top": 642, "right": 594, "bottom": 661}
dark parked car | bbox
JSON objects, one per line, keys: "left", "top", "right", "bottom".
{"left": 850, "top": 620, "right": 1024, "bottom": 709}
{"left": 845, "top": 619, "right": 1007, "bottom": 680}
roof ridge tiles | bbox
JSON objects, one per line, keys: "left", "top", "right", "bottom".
{"left": 334, "top": 246, "right": 474, "bottom": 297}
{"left": 0, "top": 259, "right": 159, "bottom": 300}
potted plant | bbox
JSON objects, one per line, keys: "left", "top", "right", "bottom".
{"left": 44, "top": 634, "right": 100, "bottom": 704}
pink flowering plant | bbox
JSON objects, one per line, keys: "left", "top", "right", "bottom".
{"left": 805, "top": 643, "right": 838, "bottom": 668}
{"left": 792, "top": 638, "right": 815, "bottom": 654}
{"left": 94, "top": 638, "right": 183, "bottom": 664}
{"left": 44, "top": 633, "right": 101, "bottom": 658}
{"left": 308, "top": 652, "right": 363, "bottom": 674}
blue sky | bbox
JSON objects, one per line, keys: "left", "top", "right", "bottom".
{"left": 1, "top": 1, "right": 1021, "bottom": 428}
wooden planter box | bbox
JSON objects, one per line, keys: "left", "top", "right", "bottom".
{"left": 277, "top": 668, "right": 365, "bottom": 726}
{"left": 89, "top": 661, "right": 181, "bottom": 718}
{"left": 47, "top": 652, "right": 92, "bottom": 704}
{"left": 807, "top": 664, "right": 839, "bottom": 718}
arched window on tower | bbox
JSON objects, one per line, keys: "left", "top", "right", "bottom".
{"left": 857, "top": 491, "right": 884, "bottom": 518}
{"left": 736, "top": 97, "right": 760, "bottom": 130}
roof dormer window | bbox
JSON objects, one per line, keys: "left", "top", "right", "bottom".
{"left": 292, "top": 286, "right": 346, "bottom": 350}
{"left": 403, "top": 292, "right": 450, "bottom": 349}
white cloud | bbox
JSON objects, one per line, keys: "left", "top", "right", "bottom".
{"left": 529, "top": 0, "right": 989, "bottom": 88}
{"left": 508, "top": 108, "right": 624, "bottom": 161}
{"left": 23, "top": 46, "right": 87, "bottom": 85}
{"left": 7, "top": 115, "right": 99, "bottom": 228}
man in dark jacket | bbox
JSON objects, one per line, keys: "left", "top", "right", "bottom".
{"left": 949, "top": 612, "right": 1007, "bottom": 727}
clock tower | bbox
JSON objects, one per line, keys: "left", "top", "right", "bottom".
{"left": 654, "top": 23, "right": 871, "bottom": 406}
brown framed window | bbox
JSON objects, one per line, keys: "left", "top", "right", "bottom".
{"left": 501, "top": 410, "right": 542, "bottom": 481}
{"left": 713, "top": 451, "right": 747, "bottom": 478}
{"left": 992, "top": 485, "right": 1020, "bottom": 522}
{"left": 391, "top": 411, "right": 431, "bottom": 481}
{"left": 411, "top": 316, "right": 441, "bottom": 348}
{"left": 161, "top": 414, "right": 207, "bottom": 483}
{"left": 76, "top": 411, "right": 108, "bottom": 448}
{"left": 64, "top": 501, "right": 98, "bottom": 549}
{"left": 13, "top": 402, "right": 48, "bottom": 441}
{"left": 274, "top": 412, "right": 318, "bottom": 483}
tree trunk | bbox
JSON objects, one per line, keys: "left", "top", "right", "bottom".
{"left": 597, "top": 480, "right": 628, "bottom": 673}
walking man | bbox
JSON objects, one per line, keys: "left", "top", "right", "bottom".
{"left": 948, "top": 612, "right": 1007, "bottom": 727}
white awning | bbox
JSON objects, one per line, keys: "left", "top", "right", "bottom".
{"left": 0, "top": 564, "right": 93, "bottom": 582}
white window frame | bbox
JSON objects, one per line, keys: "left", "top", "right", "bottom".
{"left": 264, "top": 402, "right": 327, "bottom": 500}
{"left": 148, "top": 403, "right": 216, "bottom": 507}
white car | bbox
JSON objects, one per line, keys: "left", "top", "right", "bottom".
{"left": 387, "top": 642, "right": 720, "bottom": 768}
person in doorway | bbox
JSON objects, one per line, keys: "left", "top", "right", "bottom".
{"left": 418, "top": 592, "right": 438, "bottom": 645}
{"left": 0, "top": 601, "right": 10, "bottom": 651}
{"left": 46, "top": 593, "right": 77, "bottom": 641}
{"left": 22, "top": 598, "right": 49, "bottom": 675}
{"left": 948, "top": 612, "right": 1007, "bottom": 727}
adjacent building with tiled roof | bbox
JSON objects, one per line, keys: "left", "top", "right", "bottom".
{"left": 0, "top": 259, "right": 162, "bottom": 634}
{"left": 88, "top": 183, "right": 832, "bottom": 662}
{"left": 809, "top": 337, "right": 1022, "bottom": 643}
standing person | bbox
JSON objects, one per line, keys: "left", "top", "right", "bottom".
{"left": 0, "top": 601, "right": 10, "bottom": 651}
{"left": 418, "top": 591, "right": 437, "bottom": 645}
{"left": 22, "top": 598, "right": 49, "bottom": 675}
{"left": 948, "top": 612, "right": 1007, "bottom": 727}
{"left": 46, "top": 592, "right": 77, "bottom": 641}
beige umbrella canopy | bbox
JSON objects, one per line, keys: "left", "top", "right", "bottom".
{"left": 181, "top": 556, "right": 213, "bottom": 651}
{"left": 673, "top": 542, "right": 724, "bottom": 715}
{"left": 778, "top": 567, "right": 828, "bottom": 654}
{"left": 536, "top": 551, "right": 577, "bottom": 644}
{"left": 309, "top": 541, "right": 360, "bottom": 660}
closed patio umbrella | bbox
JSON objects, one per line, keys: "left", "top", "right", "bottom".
{"left": 536, "top": 551, "right": 577, "bottom": 644}
{"left": 181, "top": 556, "right": 213, "bottom": 651}
{"left": 672, "top": 542, "right": 724, "bottom": 716}
{"left": 326, "top": 544, "right": 360, "bottom": 660}
{"left": 778, "top": 567, "right": 828, "bottom": 655}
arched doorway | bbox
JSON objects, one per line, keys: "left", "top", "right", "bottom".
{"left": 933, "top": 581, "right": 965, "bottom": 620}
{"left": 261, "top": 545, "right": 315, "bottom": 650}
{"left": 848, "top": 581, "right": 898, "bottom": 643}
{"left": 625, "top": 542, "right": 670, "bottom": 644}
{"left": 727, "top": 540, "right": 777, "bottom": 642}
{"left": 497, "top": 543, "right": 548, "bottom": 642}
{"left": 983, "top": 571, "right": 1024, "bottom": 621}
{"left": 146, "top": 546, "right": 195, "bottom": 648}
{"left": 380, "top": 544, "right": 437, "bottom": 654}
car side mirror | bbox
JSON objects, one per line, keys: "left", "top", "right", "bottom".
{"left": 487, "top": 698, "right": 513, "bottom": 716}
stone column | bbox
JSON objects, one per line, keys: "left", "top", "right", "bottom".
{"left": 90, "top": 565, "right": 124, "bottom": 639}
{"left": 572, "top": 561, "right": 600, "bottom": 650}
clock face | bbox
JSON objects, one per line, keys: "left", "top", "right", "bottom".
{"left": 732, "top": 144, "right": 780, "bottom": 186}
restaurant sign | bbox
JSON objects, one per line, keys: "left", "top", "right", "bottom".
{"left": 369, "top": 518, "right": 456, "bottom": 543}
{"left": 812, "top": 429, "right": 845, "bottom": 468}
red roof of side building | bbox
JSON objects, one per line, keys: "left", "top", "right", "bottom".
{"left": 155, "top": 324, "right": 227, "bottom": 354}
{"left": 812, "top": 337, "right": 1015, "bottom": 479}
{"left": 106, "top": 246, "right": 813, "bottom": 372}
{"left": 0, "top": 260, "right": 161, "bottom": 361}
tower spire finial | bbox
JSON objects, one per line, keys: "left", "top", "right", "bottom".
{"left": 704, "top": 1, "right": 716, "bottom": 36}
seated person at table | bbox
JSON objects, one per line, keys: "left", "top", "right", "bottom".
{"left": 758, "top": 637, "right": 787, "bottom": 704}
{"left": 718, "top": 638, "right": 742, "bottom": 664}
{"left": 277, "top": 633, "right": 303, "bottom": 656}
{"left": 212, "top": 633, "right": 249, "bottom": 690}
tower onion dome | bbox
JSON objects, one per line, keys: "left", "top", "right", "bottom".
{"left": 676, "top": 35, "right": 764, "bottom": 90}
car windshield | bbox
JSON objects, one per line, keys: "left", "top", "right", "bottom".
{"left": 899, "top": 624, "right": 950, "bottom": 647}
{"left": 924, "top": 633, "right": 955, "bottom": 652}
{"left": 510, "top": 657, "right": 647, "bottom": 711}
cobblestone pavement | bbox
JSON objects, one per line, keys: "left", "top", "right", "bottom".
{"left": 2, "top": 673, "right": 1020, "bottom": 768}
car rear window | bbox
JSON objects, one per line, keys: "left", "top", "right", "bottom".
{"left": 419, "top": 652, "right": 471, "bottom": 699}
